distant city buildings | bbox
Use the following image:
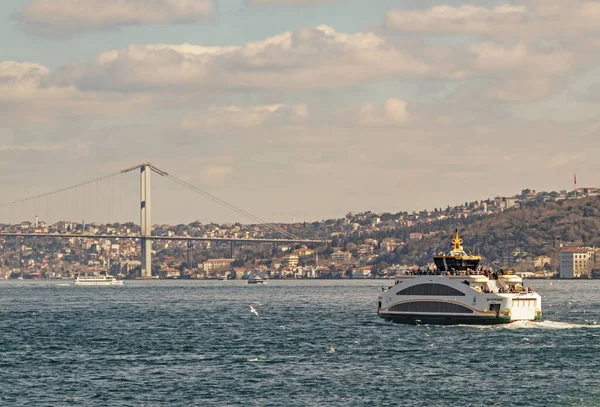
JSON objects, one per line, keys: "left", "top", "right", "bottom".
{"left": 2, "top": 185, "right": 600, "bottom": 280}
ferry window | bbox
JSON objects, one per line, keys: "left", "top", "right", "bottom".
{"left": 389, "top": 301, "right": 473, "bottom": 314}
{"left": 396, "top": 283, "right": 465, "bottom": 296}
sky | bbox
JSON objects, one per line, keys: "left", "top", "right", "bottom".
{"left": 1, "top": 0, "right": 600, "bottom": 225}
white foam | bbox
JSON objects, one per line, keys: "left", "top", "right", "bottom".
{"left": 462, "top": 320, "right": 600, "bottom": 330}
{"left": 513, "top": 320, "right": 600, "bottom": 330}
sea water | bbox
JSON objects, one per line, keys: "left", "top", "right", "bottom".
{"left": 1, "top": 279, "right": 599, "bottom": 406}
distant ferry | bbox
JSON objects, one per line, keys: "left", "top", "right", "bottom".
{"left": 378, "top": 230, "right": 542, "bottom": 325}
{"left": 74, "top": 275, "right": 124, "bottom": 286}
{"left": 248, "top": 275, "right": 266, "bottom": 285}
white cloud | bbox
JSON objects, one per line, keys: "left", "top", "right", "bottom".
{"left": 359, "top": 98, "right": 410, "bottom": 127}
{"left": 467, "top": 42, "right": 573, "bottom": 101}
{"left": 387, "top": 5, "right": 525, "bottom": 36}
{"left": 387, "top": 1, "right": 600, "bottom": 39}
{"left": 470, "top": 42, "right": 572, "bottom": 74}
{"left": 0, "top": 61, "right": 49, "bottom": 102}
{"left": 17, "top": 0, "right": 215, "bottom": 36}
{"left": 48, "top": 25, "right": 450, "bottom": 92}
{"left": 181, "top": 103, "right": 309, "bottom": 130}
{"left": 0, "top": 61, "right": 152, "bottom": 125}
{"left": 39, "top": 23, "right": 576, "bottom": 103}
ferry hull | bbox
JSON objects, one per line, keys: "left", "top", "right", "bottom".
{"left": 378, "top": 312, "right": 511, "bottom": 325}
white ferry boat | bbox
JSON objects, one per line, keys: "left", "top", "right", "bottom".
{"left": 74, "top": 274, "right": 124, "bottom": 286}
{"left": 378, "top": 230, "right": 542, "bottom": 325}
{"left": 248, "top": 275, "right": 266, "bottom": 285}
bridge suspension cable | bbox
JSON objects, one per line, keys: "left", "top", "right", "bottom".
{"left": 0, "top": 170, "right": 124, "bottom": 210}
{"left": 150, "top": 166, "right": 301, "bottom": 240}
{"left": 0, "top": 163, "right": 303, "bottom": 241}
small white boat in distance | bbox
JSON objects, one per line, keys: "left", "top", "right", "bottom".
{"left": 74, "top": 275, "right": 124, "bottom": 286}
{"left": 248, "top": 275, "right": 266, "bottom": 285}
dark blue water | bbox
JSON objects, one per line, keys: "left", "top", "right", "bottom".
{"left": 1, "top": 279, "right": 599, "bottom": 406}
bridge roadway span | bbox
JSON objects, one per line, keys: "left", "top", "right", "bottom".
{"left": 0, "top": 233, "right": 326, "bottom": 244}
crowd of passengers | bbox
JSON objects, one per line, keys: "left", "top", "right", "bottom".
{"left": 401, "top": 267, "right": 509, "bottom": 279}
{"left": 381, "top": 267, "right": 533, "bottom": 294}
{"left": 473, "top": 284, "right": 532, "bottom": 294}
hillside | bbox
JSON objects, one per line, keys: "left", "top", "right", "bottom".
{"left": 374, "top": 195, "right": 600, "bottom": 268}
{"left": 3, "top": 189, "right": 600, "bottom": 278}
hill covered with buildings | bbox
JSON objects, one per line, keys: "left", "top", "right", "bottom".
{"left": 1, "top": 187, "right": 600, "bottom": 279}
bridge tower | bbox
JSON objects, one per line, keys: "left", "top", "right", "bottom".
{"left": 140, "top": 163, "right": 152, "bottom": 278}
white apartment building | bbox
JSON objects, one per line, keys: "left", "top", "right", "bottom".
{"left": 282, "top": 254, "right": 299, "bottom": 267}
{"left": 202, "top": 259, "right": 235, "bottom": 272}
{"left": 559, "top": 248, "right": 594, "bottom": 278}
{"left": 331, "top": 251, "right": 352, "bottom": 264}
{"left": 351, "top": 266, "right": 372, "bottom": 279}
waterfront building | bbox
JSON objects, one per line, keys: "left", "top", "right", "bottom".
{"left": 559, "top": 248, "right": 594, "bottom": 278}
{"left": 202, "top": 259, "right": 235, "bottom": 272}
{"left": 282, "top": 254, "right": 299, "bottom": 268}
{"left": 331, "top": 251, "right": 352, "bottom": 264}
{"left": 158, "top": 268, "right": 180, "bottom": 278}
{"left": 294, "top": 247, "right": 314, "bottom": 257}
{"left": 351, "top": 266, "right": 372, "bottom": 279}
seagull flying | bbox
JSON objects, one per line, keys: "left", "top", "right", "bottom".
{"left": 249, "top": 305, "right": 259, "bottom": 317}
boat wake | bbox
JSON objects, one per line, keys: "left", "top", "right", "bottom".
{"left": 247, "top": 357, "right": 265, "bottom": 362}
{"left": 461, "top": 320, "right": 600, "bottom": 330}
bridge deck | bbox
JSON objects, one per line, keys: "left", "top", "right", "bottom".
{"left": 0, "top": 233, "right": 326, "bottom": 244}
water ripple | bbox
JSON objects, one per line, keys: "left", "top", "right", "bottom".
{"left": 1, "top": 279, "right": 599, "bottom": 406}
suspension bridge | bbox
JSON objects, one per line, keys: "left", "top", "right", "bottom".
{"left": 0, "top": 163, "right": 325, "bottom": 278}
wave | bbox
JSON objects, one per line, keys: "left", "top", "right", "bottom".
{"left": 247, "top": 357, "right": 264, "bottom": 362}
{"left": 461, "top": 320, "right": 600, "bottom": 330}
